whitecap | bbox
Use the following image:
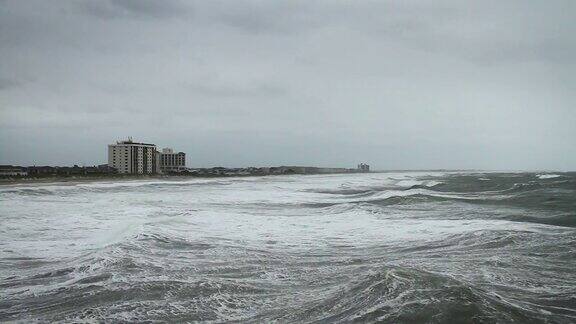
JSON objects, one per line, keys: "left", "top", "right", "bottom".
{"left": 537, "top": 174, "right": 561, "bottom": 179}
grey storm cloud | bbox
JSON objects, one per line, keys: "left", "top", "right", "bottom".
{"left": 81, "top": 0, "right": 193, "bottom": 19}
{"left": 0, "top": 78, "right": 20, "bottom": 90}
{"left": 0, "top": 0, "right": 575, "bottom": 170}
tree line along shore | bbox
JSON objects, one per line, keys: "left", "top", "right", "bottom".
{"left": 0, "top": 165, "right": 369, "bottom": 184}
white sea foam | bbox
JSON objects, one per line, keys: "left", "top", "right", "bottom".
{"left": 1, "top": 171, "right": 574, "bottom": 322}
{"left": 0, "top": 172, "right": 557, "bottom": 260}
{"left": 537, "top": 174, "right": 561, "bottom": 179}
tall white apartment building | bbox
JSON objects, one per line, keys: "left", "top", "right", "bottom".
{"left": 108, "top": 139, "right": 159, "bottom": 174}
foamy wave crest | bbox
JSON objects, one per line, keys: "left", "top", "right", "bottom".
{"left": 537, "top": 174, "right": 562, "bottom": 179}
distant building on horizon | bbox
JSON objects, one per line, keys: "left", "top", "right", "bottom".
{"left": 0, "top": 165, "right": 28, "bottom": 176}
{"left": 159, "top": 148, "right": 186, "bottom": 173}
{"left": 108, "top": 138, "right": 159, "bottom": 174}
{"left": 357, "top": 163, "right": 370, "bottom": 172}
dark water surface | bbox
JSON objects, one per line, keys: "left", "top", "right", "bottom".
{"left": 1, "top": 172, "right": 575, "bottom": 323}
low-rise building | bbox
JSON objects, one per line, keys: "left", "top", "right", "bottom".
{"left": 27, "top": 166, "right": 56, "bottom": 175}
{"left": 357, "top": 163, "right": 370, "bottom": 172}
{"left": 97, "top": 164, "right": 118, "bottom": 174}
{"left": 0, "top": 165, "right": 28, "bottom": 176}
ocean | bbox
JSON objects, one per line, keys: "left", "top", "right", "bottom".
{"left": 1, "top": 172, "right": 575, "bottom": 323}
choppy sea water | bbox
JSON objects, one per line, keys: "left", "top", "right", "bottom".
{"left": 1, "top": 172, "right": 575, "bottom": 323}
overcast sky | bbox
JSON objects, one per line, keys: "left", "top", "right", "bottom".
{"left": 1, "top": 0, "right": 575, "bottom": 170}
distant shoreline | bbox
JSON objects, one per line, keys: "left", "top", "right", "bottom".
{"left": 0, "top": 174, "right": 178, "bottom": 186}
{"left": 2, "top": 170, "right": 570, "bottom": 186}
{"left": 0, "top": 171, "right": 368, "bottom": 186}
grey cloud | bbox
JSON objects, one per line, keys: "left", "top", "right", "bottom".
{"left": 214, "top": 2, "right": 316, "bottom": 34}
{"left": 80, "top": 0, "right": 192, "bottom": 19}
{"left": 0, "top": 0, "right": 575, "bottom": 170}
{"left": 0, "top": 78, "right": 20, "bottom": 90}
{"left": 186, "top": 81, "right": 288, "bottom": 99}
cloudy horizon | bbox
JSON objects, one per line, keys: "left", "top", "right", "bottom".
{"left": 1, "top": 0, "right": 575, "bottom": 170}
